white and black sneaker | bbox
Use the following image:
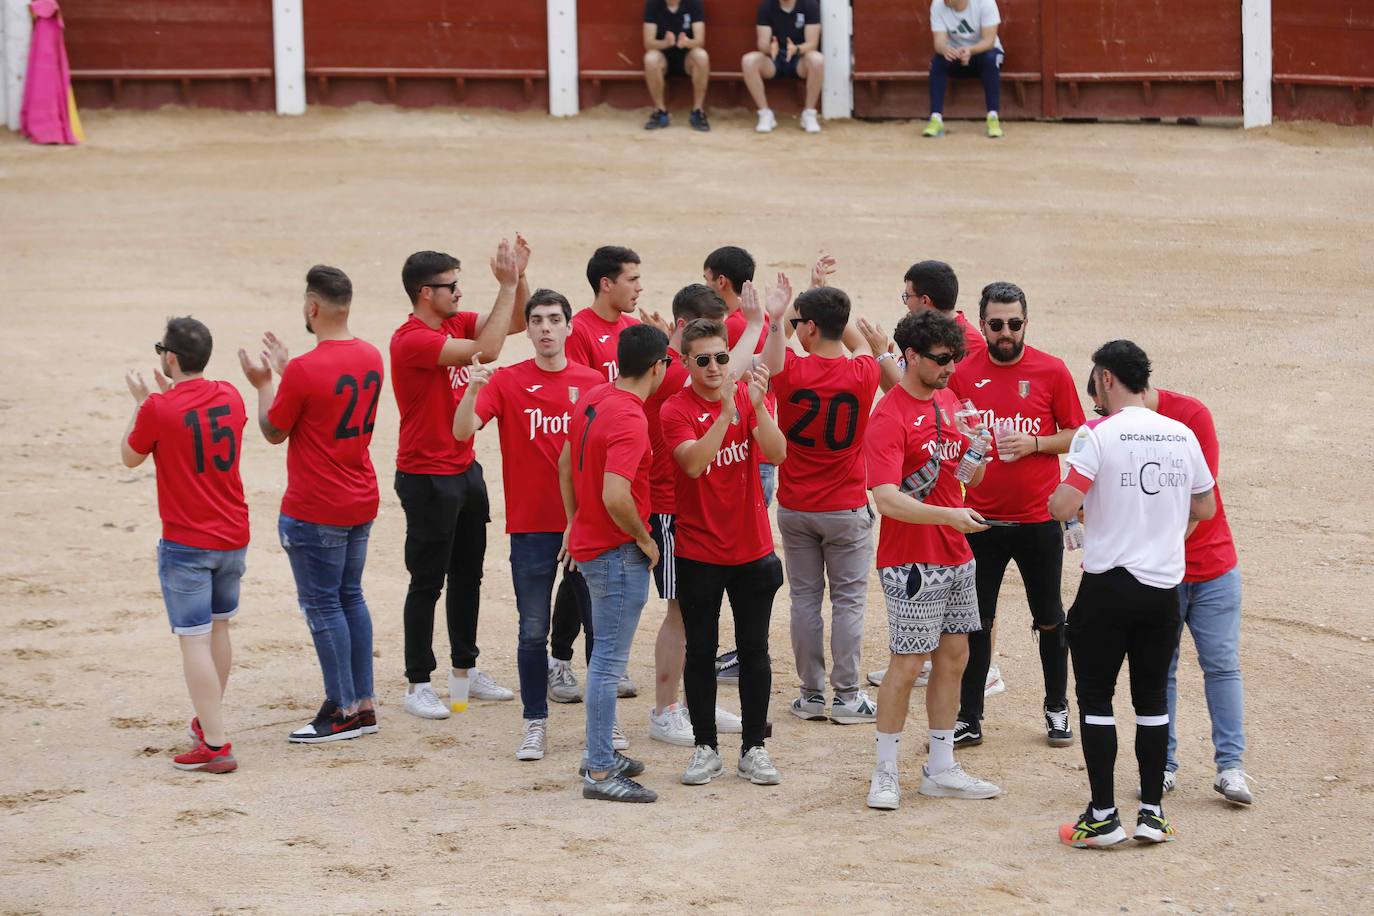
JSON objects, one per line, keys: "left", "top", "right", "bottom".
{"left": 577, "top": 751, "right": 645, "bottom": 780}
{"left": 830, "top": 691, "right": 878, "bottom": 725}
{"left": 953, "top": 718, "right": 983, "bottom": 747}
{"left": 289, "top": 701, "right": 363, "bottom": 744}
{"left": 548, "top": 659, "right": 583, "bottom": 704}
{"left": 516, "top": 718, "right": 547, "bottom": 761}
{"left": 790, "top": 692, "right": 827, "bottom": 721}
{"left": 1045, "top": 705, "right": 1074, "bottom": 747}
{"left": 715, "top": 650, "right": 740, "bottom": 684}
{"left": 583, "top": 772, "right": 657, "bottom": 803}
{"left": 1213, "top": 768, "right": 1255, "bottom": 805}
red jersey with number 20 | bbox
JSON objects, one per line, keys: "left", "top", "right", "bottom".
{"left": 267, "top": 338, "right": 384, "bottom": 527}
{"left": 566, "top": 308, "right": 638, "bottom": 382}
{"left": 127, "top": 378, "right": 250, "bottom": 550}
{"left": 865, "top": 385, "right": 973, "bottom": 568}
{"left": 568, "top": 385, "right": 653, "bottom": 562}
{"left": 390, "top": 312, "right": 479, "bottom": 475}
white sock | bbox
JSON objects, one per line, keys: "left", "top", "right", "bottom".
{"left": 875, "top": 731, "right": 900, "bottom": 768}
{"left": 927, "top": 729, "right": 955, "bottom": 774}
{"left": 1141, "top": 802, "right": 1162, "bottom": 816}
{"left": 930, "top": 112, "right": 943, "bottom": 123}
{"left": 987, "top": 110, "right": 998, "bottom": 118}
{"left": 1092, "top": 806, "right": 1117, "bottom": 820}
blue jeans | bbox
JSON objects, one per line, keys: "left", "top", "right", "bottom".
{"left": 510, "top": 533, "right": 591, "bottom": 721}
{"left": 579, "top": 542, "right": 652, "bottom": 771}
{"left": 157, "top": 540, "right": 247, "bottom": 636}
{"left": 279, "top": 514, "right": 375, "bottom": 710}
{"left": 759, "top": 462, "right": 777, "bottom": 508}
{"left": 1167, "top": 566, "right": 1245, "bottom": 773}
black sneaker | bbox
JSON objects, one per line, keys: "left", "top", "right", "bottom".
{"left": 690, "top": 109, "right": 710, "bottom": 131}
{"left": 953, "top": 718, "right": 983, "bottom": 746}
{"left": 1044, "top": 705, "right": 1074, "bottom": 747}
{"left": 577, "top": 750, "right": 645, "bottom": 779}
{"left": 583, "top": 772, "right": 658, "bottom": 803}
{"left": 358, "top": 707, "right": 378, "bottom": 735}
{"left": 716, "top": 649, "right": 740, "bottom": 684}
{"left": 1059, "top": 806, "right": 1128, "bottom": 848}
{"left": 289, "top": 701, "right": 363, "bottom": 744}
{"left": 644, "top": 109, "right": 669, "bottom": 130}
{"left": 1133, "top": 808, "right": 1178, "bottom": 843}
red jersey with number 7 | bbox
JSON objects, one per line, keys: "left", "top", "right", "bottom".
{"left": 568, "top": 384, "right": 653, "bottom": 562}
{"left": 127, "top": 378, "right": 250, "bottom": 550}
{"left": 267, "top": 338, "right": 384, "bottom": 527}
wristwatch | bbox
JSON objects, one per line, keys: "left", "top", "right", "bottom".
{"left": 876, "top": 352, "right": 896, "bottom": 364}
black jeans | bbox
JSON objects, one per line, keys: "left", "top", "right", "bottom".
{"left": 550, "top": 575, "right": 592, "bottom": 665}
{"left": 1067, "top": 567, "right": 1181, "bottom": 809}
{"left": 395, "top": 465, "right": 489, "bottom": 683}
{"left": 960, "top": 520, "right": 1068, "bottom": 722}
{"left": 678, "top": 553, "right": 783, "bottom": 753}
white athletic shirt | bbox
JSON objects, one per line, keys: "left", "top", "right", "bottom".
{"left": 1065, "top": 406, "right": 1214, "bottom": 589}
{"left": 930, "top": 0, "right": 1003, "bottom": 53}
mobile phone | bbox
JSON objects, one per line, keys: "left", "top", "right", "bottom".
{"left": 978, "top": 519, "right": 1019, "bottom": 527}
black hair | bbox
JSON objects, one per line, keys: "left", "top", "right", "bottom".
{"left": 795, "top": 286, "right": 850, "bottom": 340}
{"left": 306, "top": 264, "right": 352, "bottom": 307}
{"left": 903, "top": 260, "right": 959, "bottom": 312}
{"left": 163, "top": 316, "right": 213, "bottom": 373}
{"left": 670, "top": 283, "right": 728, "bottom": 323}
{"left": 525, "top": 288, "right": 572, "bottom": 322}
{"left": 680, "top": 318, "right": 728, "bottom": 356}
{"left": 893, "top": 310, "right": 965, "bottom": 363}
{"left": 616, "top": 323, "right": 669, "bottom": 379}
{"left": 1091, "top": 340, "right": 1151, "bottom": 394}
{"left": 702, "top": 246, "right": 755, "bottom": 295}
{"left": 978, "top": 281, "right": 1026, "bottom": 319}
{"left": 586, "top": 245, "right": 640, "bottom": 295}
{"left": 402, "top": 250, "right": 461, "bottom": 305}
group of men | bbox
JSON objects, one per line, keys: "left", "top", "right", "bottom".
{"left": 120, "top": 238, "right": 1252, "bottom": 845}
{"left": 640, "top": 0, "right": 1006, "bottom": 137}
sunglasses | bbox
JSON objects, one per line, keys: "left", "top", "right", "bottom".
{"left": 789, "top": 317, "right": 809, "bottom": 329}
{"left": 691, "top": 352, "right": 731, "bottom": 368}
{"left": 1092, "top": 405, "right": 1109, "bottom": 417}
{"left": 154, "top": 341, "right": 182, "bottom": 357}
{"left": 423, "top": 280, "right": 459, "bottom": 295}
{"left": 985, "top": 318, "right": 1024, "bottom": 332}
{"left": 659, "top": 355, "right": 674, "bottom": 368}
{"left": 918, "top": 350, "right": 958, "bottom": 367}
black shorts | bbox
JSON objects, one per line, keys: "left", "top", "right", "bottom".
{"left": 770, "top": 54, "right": 801, "bottom": 80}
{"left": 664, "top": 47, "right": 690, "bottom": 78}
{"left": 649, "top": 513, "right": 677, "bottom": 600}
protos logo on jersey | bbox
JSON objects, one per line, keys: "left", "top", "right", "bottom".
{"left": 922, "top": 438, "right": 963, "bottom": 461}
{"left": 525, "top": 407, "right": 572, "bottom": 441}
{"left": 982, "top": 411, "right": 1044, "bottom": 435}
{"left": 448, "top": 365, "right": 472, "bottom": 389}
{"left": 704, "top": 438, "right": 750, "bottom": 474}
{"left": 602, "top": 361, "right": 620, "bottom": 381}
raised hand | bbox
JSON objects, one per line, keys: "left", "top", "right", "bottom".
{"left": 764, "top": 272, "right": 793, "bottom": 322}
{"left": 747, "top": 364, "right": 771, "bottom": 408}
{"left": 262, "top": 331, "right": 289, "bottom": 375}
{"left": 719, "top": 374, "right": 740, "bottom": 426}
{"left": 238, "top": 348, "right": 273, "bottom": 390}
{"left": 466, "top": 358, "right": 494, "bottom": 393}
{"left": 514, "top": 232, "right": 532, "bottom": 277}
{"left": 856, "top": 317, "right": 889, "bottom": 355}
{"left": 152, "top": 368, "right": 172, "bottom": 392}
{"left": 738, "top": 280, "right": 764, "bottom": 328}
{"left": 490, "top": 238, "right": 519, "bottom": 287}
{"left": 810, "top": 251, "right": 837, "bottom": 288}
{"left": 125, "top": 369, "right": 151, "bottom": 403}
{"left": 638, "top": 307, "right": 672, "bottom": 337}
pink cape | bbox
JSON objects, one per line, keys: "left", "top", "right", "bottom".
{"left": 20, "top": 0, "right": 82, "bottom": 145}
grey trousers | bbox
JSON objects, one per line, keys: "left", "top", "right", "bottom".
{"left": 777, "top": 504, "right": 875, "bottom": 699}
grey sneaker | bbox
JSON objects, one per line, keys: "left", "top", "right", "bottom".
{"left": 867, "top": 760, "right": 901, "bottom": 810}
{"left": 738, "top": 746, "right": 781, "bottom": 785}
{"left": 583, "top": 772, "right": 657, "bottom": 803}
{"left": 918, "top": 763, "right": 1000, "bottom": 799}
{"left": 1213, "top": 768, "right": 1254, "bottom": 805}
{"left": 1136, "top": 769, "right": 1177, "bottom": 800}
{"left": 682, "top": 745, "right": 724, "bottom": 785}
{"left": 468, "top": 668, "right": 514, "bottom": 701}
{"left": 830, "top": 691, "right": 878, "bottom": 725}
{"left": 548, "top": 660, "right": 583, "bottom": 704}
{"left": 617, "top": 673, "right": 638, "bottom": 698}
{"left": 516, "top": 718, "right": 546, "bottom": 761}
{"left": 577, "top": 751, "right": 645, "bottom": 779}
{"left": 791, "top": 692, "right": 827, "bottom": 721}
{"left": 612, "top": 719, "right": 630, "bottom": 751}
{"left": 866, "top": 669, "right": 886, "bottom": 687}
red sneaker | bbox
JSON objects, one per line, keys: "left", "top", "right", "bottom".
{"left": 188, "top": 717, "right": 204, "bottom": 743}
{"left": 173, "top": 741, "right": 237, "bottom": 773}
{"left": 359, "top": 707, "right": 378, "bottom": 735}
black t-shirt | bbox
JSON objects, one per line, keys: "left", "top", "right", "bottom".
{"left": 756, "top": 0, "right": 820, "bottom": 47}
{"left": 644, "top": 0, "right": 706, "bottom": 41}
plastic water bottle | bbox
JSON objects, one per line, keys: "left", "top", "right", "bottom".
{"left": 450, "top": 675, "right": 469, "bottom": 713}
{"left": 956, "top": 431, "right": 989, "bottom": 483}
{"left": 1062, "top": 518, "right": 1084, "bottom": 551}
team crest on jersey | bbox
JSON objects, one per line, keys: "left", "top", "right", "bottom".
{"left": 1018, "top": 380, "right": 1031, "bottom": 398}
{"left": 568, "top": 386, "right": 580, "bottom": 404}
{"left": 795, "top": 12, "right": 804, "bottom": 27}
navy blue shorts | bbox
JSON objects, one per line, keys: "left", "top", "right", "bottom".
{"left": 770, "top": 54, "right": 801, "bottom": 80}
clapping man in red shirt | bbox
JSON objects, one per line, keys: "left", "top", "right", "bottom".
{"left": 122, "top": 317, "right": 248, "bottom": 774}
{"left": 239, "top": 266, "right": 385, "bottom": 745}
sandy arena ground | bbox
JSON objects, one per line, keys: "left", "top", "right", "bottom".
{"left": 1, "top": 106, "right": 1372, "bottom": 914}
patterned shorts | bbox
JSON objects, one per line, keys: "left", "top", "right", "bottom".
{"left": 880, "top": 560, "right": 981, "bottom": 655}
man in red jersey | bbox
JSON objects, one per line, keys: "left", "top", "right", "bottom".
{"left": 559, "top": 324, "right": 671, "bottom": 803}
{"left": 452, "top": 289, "right": 604, "bottom": 763}
{"left": 862, "top": 310, "right": 1000, "bottom": 811}
{"left": 1087, "top": 375, "right": 1252, "bottom": 806}
{"left": 238, "top": 266, "right": 384, "bottom": 745}
{"left": 391, "top": 240, "right": 525, "bottom": 720}
{"left": 664, "top": 319, "right": 787, "bottom": 788}
{"left": 874, "top": 260, "right": 983, "bottom": 395}
{"left": 762, "top": 284, "right": 883, "bottom": 726}
{"left": 122, "top": 317, "right": 248, "bottom": 774}
{"left": 946, "top": 281, "right": 1085, "bottom": 750}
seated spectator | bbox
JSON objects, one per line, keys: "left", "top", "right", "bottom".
{"left": 742, "top": 0, "right": 823, "bottom": 134}
{"left": 643, "top": 0, "right": 711, "bottom": 131}
{"left": 926, "top": 0, "right": 1004, "bottom": 139}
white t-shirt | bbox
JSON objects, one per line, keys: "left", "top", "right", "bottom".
{"left": 930, "top": 0, "right": 1003, "bottom": 53}
{"left": 1065, "top": 406, "right": 1215, "bottom": 589}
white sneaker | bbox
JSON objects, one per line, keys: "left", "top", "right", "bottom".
{"left": 468, "top": 668, "right": 514, "bottom": 701}
{"left": 917, "top": 660, "right": 931, "bottom": 687}
{"left": 612, "top": 719, "right": 630, "bottom": 751}
{"left": 918, "top": 763, "right": 1001, "bottom": 799}
{"left": 738, "top": 746, "right": 781, "bottom": 785}
{"left": 984, "top": 665, "right": 1006, "bottom": 698}
{"left": 548, "top": 659, "right": 583, "bottom": 704}
{"left": 830, "top": 691, "right": 878, "bottom": 725}
{"left": 1213, "top": 768, "right": 1254, "bottom": 805}
{"left": 649, "top": 703, "right": 696, "bottom": 747}
{"left": 516, "top": 718, "right": 546, "bottom": 761}
{"left": 714, "top": 705, "right": 743, "bottom": 734}
{"left": 682, "top": 744, "right": 724, "bottom": 785}
{"left": 800, "top": 108, "right": 821, "bottom": 133}
{"left": 867, "top": 760, "right": 901, "bottom": 810}
{"left": 791, "top": 692, "right": 827, "bottom": 721}
{"left": 755, "top": 108, "right": 777, "bottom": 133}
{"left": 1136, "top": 769, "right": 1178, "bottom": 800}
{"left": 403, "top": 684, "right": 450, "bottom": 720}
{"left": 617, "top": 673, "right": 638, "bottom": 698}
{"left": 867, "top": 669, "right": 886, "bottom": 687}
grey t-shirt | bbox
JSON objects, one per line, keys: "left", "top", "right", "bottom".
{"left": 930, "top": 0, "right": 1003, "bottom": 53}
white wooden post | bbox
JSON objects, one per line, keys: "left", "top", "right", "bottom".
{"left": 547, "top": 0, "right": 578, "bottom": 116}
{"left": 820, "top": 0, "right": 851, "bottom": 119}
{"left": 3, "top": 0, "right": 33, "bottom": 131}
{"left": 272, "top": 0, "right": 305, "bottom": 115}
{"left": 1241, "top": 0, "right": 1271, "bottom": 128}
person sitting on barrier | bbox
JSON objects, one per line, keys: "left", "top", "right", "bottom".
{"left": 925, "top": 0, "right": 1004, "bottom": 139}
{"left": 743, "top": 0, "right": 823, "bottom": 134}
{"left": 643, "top": 0, "right": 711, "bottom": 132}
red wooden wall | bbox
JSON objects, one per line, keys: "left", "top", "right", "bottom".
{"left": 1272, "top": 0, "right": 1373, "bottom": 125}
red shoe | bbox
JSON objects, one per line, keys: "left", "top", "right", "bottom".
{"left": 359, "top": 707, "right": 378, "bottom": 735}
{"left": 187, "top": 717, "right": 204, "bottom": 743}
{"left": 173, "top": 741, "right": 237, "bottom": 773}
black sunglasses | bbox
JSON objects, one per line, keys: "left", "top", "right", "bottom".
{"left": 985, "top": 318, "right": 1024, "bottom": 332}
{"left": 1092, "top": 405, "right": 1109, "bottom": 417}
{"left": 658, "top": 355, "right": 674, "bottom": 368}
{"left": 691, "top": 352, "right": 731, "bottom": 368}
{"left": 154, "top": 341, "right": 181, "bottom": 357}
{"left": 789, "top": 317, "right": 809, "bottom": 329}
{"left": 423, "top": 280, "right": 459, "bottom": 295}
{"left": 918, "top": 350, "right": 958, "bottom": 367}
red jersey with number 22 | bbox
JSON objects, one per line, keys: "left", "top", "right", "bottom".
{"left": 127, "top": 378, "right": 250, "bottom": 550}
{"left": 390, "top": 312, "right": 478, "bottom": 475}
{"left": 568, "top": 385, "right": 653, "bottom": 562}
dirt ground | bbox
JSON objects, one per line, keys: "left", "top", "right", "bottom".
{"left": 1, "top": 105, "right": 1371, "bottom": 914}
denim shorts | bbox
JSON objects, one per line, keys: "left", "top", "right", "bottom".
{"left": 157, "top": 539, "right": 248, "bottom": 636}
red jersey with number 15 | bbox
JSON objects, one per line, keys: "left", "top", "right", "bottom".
{"left": 568, "top": 385, "right": 653, "bottom": 562}
{"left": 127, "top": 378, "right": 250, "bottom": 550}
{"left": 390, "top": 312, "right": 479, "bottom": 475}
{"left": 566, "top": 308, "right": 638, "bottom": 382}
{"left": 267, "top": 338, "right": 384, "bottom": 527}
